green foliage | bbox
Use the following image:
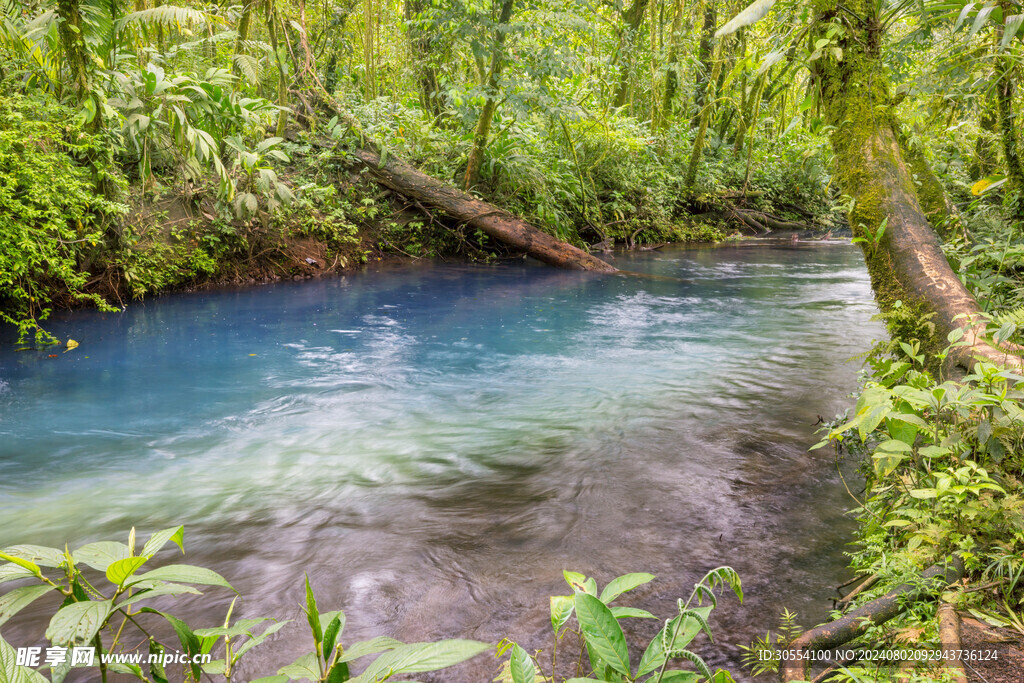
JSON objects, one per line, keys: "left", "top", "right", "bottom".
{"left": 498, "top": 568, "right": 741, "bottom": 683}
{"left": 811, "top": 339, "right": 1024, "bottom": 662}
{"left": 0, "top": 88, "right": 126, "bottom": 343}
{"left": 944, "top": 219, "right": 1024, "bottom": 320}
{"left": 0, "top": 527, "right": 491, "bottom": 683}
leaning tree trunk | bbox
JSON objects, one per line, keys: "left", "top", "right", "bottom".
{"left": 357, "top": 148, "right": 618, "bottom": 272}
{"left": 309, "top": 92, "right": 616, "bottom": 272}
{"left": 897, "top": 129, "right": 960, "bottom": 239}
{"left": 814, "top": 0, "right": 1021, "bottom": 370}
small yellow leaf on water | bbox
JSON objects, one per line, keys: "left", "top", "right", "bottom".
{"left": 248, "top": 354, "right": 257, "bottom": 356}
{"left": 65, "top": 339, "right": 79, "bottom": 351}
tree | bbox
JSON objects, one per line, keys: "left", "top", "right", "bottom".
{"left": 463, "top": 0, "right": 515, "bottom": 190}
{"left": 718, "top": 0, "right": 1022, "bottom": 369}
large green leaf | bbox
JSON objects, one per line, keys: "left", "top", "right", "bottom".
{"left": 323, "top": 614, "right": 343, "bottom": 660}
{"left": 351, "top": 640, "right": 490, "bottom": 682}
{"left": 336, "top": 636, "right": 404, "bottom": 663}
{"left": 637, "top": 619, "right": 674, "bottom": 677}
{"left": 0, "top": 633, "right": 49, "bottom": 683}
{"left": 0, "top": 585, "right": 53, "bottom": 628}
{"left": 233, "top": 620, "right": 292, "bottom": 660}
{"left": 106, "top": 556, "right": 149, "bottom": 586}
{"left": 508, "top": 644, "right": 536, "bottom": 683}
{"left": 1002, "top": 14, "right": 1024, "bottom": 47}
{"left": 670, "top": 606, "right": 714, "bottom": 651}
{"left": 549, "top": 595, "right": 574, "bottom": 635}
{"left": 72, "top": 542, "right": 130, "bottom": 572}
{"left": 305, "top": 576, "right": 322, "bottom": 645}
{"left": 573, "top": 593, "right": 630, "bottom": 676}
{"left": 129, "top": 564, "right": 234, "bottom": 591}
{"left": 45, "top": 600, "right": 113, "bottom": 646}
{"left": 0, "top": 563, "right": 35, "bottom": 586}
{"left": 2, "top": 546, "right": 63, "bottom": 569}
{"left": 609, "top": 607, "right": 656, "bottom": 620}
{"left": 599, "top": 573, "right": 654, "bottom": 604}
{"left": 278, "top": 652, "right": 321, "bottom": 682}
{"left": 141, "top": 527, "right": 185, "bottom": 557}
{"left": 114, "top": 582, "right": 202, "bottom": 609}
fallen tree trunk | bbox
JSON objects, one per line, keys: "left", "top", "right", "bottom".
{"left": 733, "top": 209, "right": 817, "bottom": 231}
{"left": 351, "top": 148, "right": 618, "bottom": 272}
{"left": 308, "top": 92, "right": 617, "bottom": 273}
{"left": 814, "top": 0, "right": 1022, "bottom": 371}
{"left": 937, "top": 603, "right": 968, "bottom": 683}
{"left": 781, "top": 556, "right": 964, "bottom": 682}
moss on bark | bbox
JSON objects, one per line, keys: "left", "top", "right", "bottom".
{"left": 812, "top": 0, "right": 1020, "bottom": 369}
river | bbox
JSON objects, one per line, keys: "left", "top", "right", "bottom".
{"left": 0, "top": 240, "right": 883, "bottom": 680}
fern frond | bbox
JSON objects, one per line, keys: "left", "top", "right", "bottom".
{"left": 993, "top": 306, "right": 1024, "bottom": 328}
{"left": 117, "top": 5, "right": 221, "bottom": 32}
{"left": 232, "top": 53, "right": 261, "bottom": 83}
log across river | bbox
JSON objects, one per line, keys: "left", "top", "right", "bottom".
{"left": 0, "top": 241, "right": 883, "bottom": 680}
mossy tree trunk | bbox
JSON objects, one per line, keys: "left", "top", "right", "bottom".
{"left": 405, "top": 0, "right": 443, "bottom": 121}
{"left": 897, "top": 128, "right": 960, "bottom": 239}
{"left": 265, "top": 0, "right": 290, "bottom": 138}
{"left": 690, "top": 2, "right": 716, "bottom": 128}
{"left": 813, "top": 0, "right": 1021, "bottom": 369}
{"left": 656, "top": 0, "right": 686, "bottom": 129}
{"left": 463, "top": 0, "right": 515, "bottom": 191}
{"left": 57, "top": 0, "right": 92, "bottom": 110}
{"left": 684, "top": 39, "right": 723, "bottom": 189}
{"left": 233, "top": 0, "right": 256, "bottom": 77}
{"left": 611, "top": 0, "right": 648, "bottom": 110}
{"left": 352, "top": 148, "right": 618, "bottom": 272}
{"left": 995, "top": 1, "right": 1024, "bottom": 219}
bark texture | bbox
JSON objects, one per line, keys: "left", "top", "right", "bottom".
{"left": 814, "top": 0, "right": 1021, "bottom": 370}
{"left": 354, "top": 148, "right": 618, "bottom": 272}
{"left": 897, "top": 129, "right": 960, "bottom": 239}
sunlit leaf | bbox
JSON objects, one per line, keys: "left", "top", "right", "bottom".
{"left": 716, "top": 0, "right": 780, "bottom": 37}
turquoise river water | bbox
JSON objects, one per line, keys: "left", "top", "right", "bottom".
{"left": 0, "top": 241, "right": 883, "bottom": 680}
